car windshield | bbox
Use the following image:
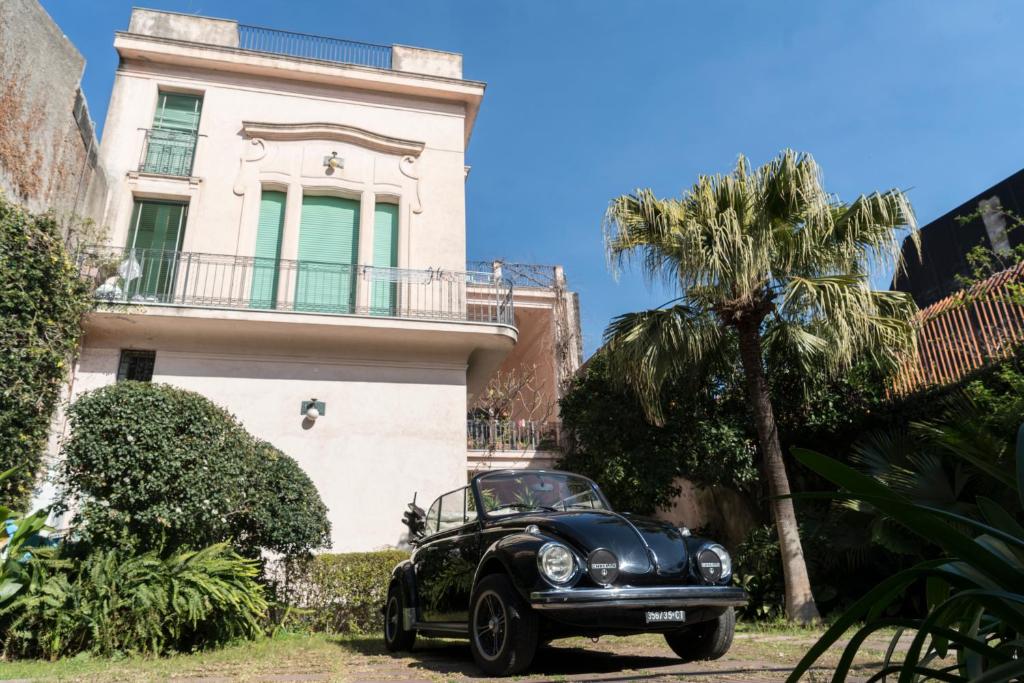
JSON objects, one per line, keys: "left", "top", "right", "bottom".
{"left": 474, "top": 472, "right": 608, "bottom": 516}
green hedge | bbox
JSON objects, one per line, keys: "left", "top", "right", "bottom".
{"left": 281, "top": 550, "right": 409, "bottom": 634}
{"left": 58, "top": 382, "right": 330, "bottom": 557}
{"left": 0, "top": 197, "right": 91, "bottom": 506}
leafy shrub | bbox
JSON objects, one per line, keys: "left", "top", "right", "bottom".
{"left": 57, "top": 382, "right": 330, "bottom": 557}
{"left": 0, "top": 543, "right": 267, "bottom": 659}
{"left": 279, "top": 550, "right": 409, "bottom": 634}
{"left": 238, "top": 441, "right": 331, "bottom": 558}
{"left": 789, "top": 426, "right": 1024, "bottom": 683}
{"left": 0, "top": 197, "right": 91, "bottom": 507}
{"left": 559, "top": 354, "right": 757, "bottom": 514}
{"left": 0, "top": 467, "right": 55, "bottom": 609}
{"left": 733, "top": 525, "right": 784, "bottom": 621}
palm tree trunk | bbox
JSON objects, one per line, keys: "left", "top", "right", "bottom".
{"left": 735, "top": 321, "right": 821, "bottom": 624}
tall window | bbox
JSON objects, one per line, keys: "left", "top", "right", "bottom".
{"left": 250, "top": 190, "right": 286, "bottom": 309}
{"left": 117, "top": 350, "right": 156, "bottom": 382}
{"left": 370, "top": 203, "right": 398, "bottom": 315}
{"left": 142, "top": 91, "right": 202, "bottom": 176}
{"left": 125, "top": 199, "right": 188, "bottom": 301}
{"left": 295, "top": 195, "right": 360, "bottom": 313}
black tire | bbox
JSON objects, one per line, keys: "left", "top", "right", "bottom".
{"left": 469, "top": 573, "right": 539, "bottom": 676}
{"left": 383, "top": 582, "right": 416, "bottom": 652}
{"left": 664, "top": 607, "right": 735, "bottom": 662}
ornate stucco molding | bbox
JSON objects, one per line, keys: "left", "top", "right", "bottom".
{"left": 232, "top": 138, "right": 267, "bottom": 196}
{"left": 239, "top": 121, "right": 426, "bottom": 157}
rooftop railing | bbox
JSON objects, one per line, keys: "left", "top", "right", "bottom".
{"left": 237, "top": 24, "right": 392, "bottom": 69}
{"left": 468, "top": 261, "right": 560, "bottom": 289}
{"left": 80, "top": 247, "right": 514, "bottom": 326}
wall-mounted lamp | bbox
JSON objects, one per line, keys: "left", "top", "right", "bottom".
{"left": 301, "top": 399, "right": 325, "bottom": 421}
{"left": 323, "top": 151, "right": 344, "bottom": 171}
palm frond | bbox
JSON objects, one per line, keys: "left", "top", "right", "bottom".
{"left": 602, "top": 303, "right": 724, "bottom": 425}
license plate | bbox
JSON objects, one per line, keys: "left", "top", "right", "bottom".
{"left": 645, "top": 609, "right": 686, "bottom": 623}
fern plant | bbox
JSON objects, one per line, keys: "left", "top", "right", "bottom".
{"left": 1, "top": 543, "right": 268, "bottom": 659}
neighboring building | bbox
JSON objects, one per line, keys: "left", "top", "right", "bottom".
{"left": 892, "top": 168, "right": 1024, "bottom": 308}
{"left": 466, "top": 262, "right": 582, "bottom": 473}
{"left": 62, "top": 9, "right": 579, "bottom": 551}
{"left": 888, "top": 168, "right": 1024, "bottom": 395}
{"left": 0, "top": 0, "right": 107, "bottom": 225}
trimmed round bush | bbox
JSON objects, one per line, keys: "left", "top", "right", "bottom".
{"left": 240, "top": 440, "right": 331, "bottom": 558}
{"left": 0, "top": 198, "right": 91, "bottom": 507}
{"left": 58, "top": 382, "right": 330, "bottom": 556}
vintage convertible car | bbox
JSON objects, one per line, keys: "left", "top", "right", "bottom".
{"left": 383, "top": 469, "right": 748, "bottom": 676}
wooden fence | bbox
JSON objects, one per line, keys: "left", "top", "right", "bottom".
{"left": 891, "top": 261, "right": 1024, "bottom": 396}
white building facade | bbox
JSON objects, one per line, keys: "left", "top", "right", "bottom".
{"left": 69, "top": 9, "right": 528, "bottom": 551}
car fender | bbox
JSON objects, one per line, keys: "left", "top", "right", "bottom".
{"left": 388, "top": 558, "right": 418, "bottom": 619}
{"left": 474, "top": 533, "right": 547, "bottom": 602}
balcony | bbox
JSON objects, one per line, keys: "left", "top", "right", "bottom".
{"left": 80, "top": 247, "right": 514, "bottom": 326}
{"left": 467, "top": 419, "right": 560, "bottom": 452}
{"left": 138, "top": 129, "right": 198, "bottom": 177}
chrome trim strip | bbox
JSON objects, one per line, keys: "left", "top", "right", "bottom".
{"left": 529, "top": 585, "right": 748, "bottom": 611}
{"left": 602, "top": 509, "right": 662, "bottom": 574}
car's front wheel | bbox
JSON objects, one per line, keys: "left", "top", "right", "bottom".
{"left": 664, "top": 607, "right": 735, "bottom": 662}
{"left": 383, "top": 583, "right": 416, "bottom": 652}
{"left": 469, "top": 573, "right": 538, "bottom": 676}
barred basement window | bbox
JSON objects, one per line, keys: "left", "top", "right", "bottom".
{"left": 117, "top": 350, "right": 156, "bottom": 382}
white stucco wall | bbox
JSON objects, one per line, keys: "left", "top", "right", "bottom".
{"left": 66, "top": 13, "right": 503, "bottom": 551}
{"left": 70, "top": 338, "right": 468, "bottom": 551}
{"left": 99, "top": 60, "right": 470, "bottom": 271}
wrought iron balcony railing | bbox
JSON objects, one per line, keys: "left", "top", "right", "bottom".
{"left": 80, "top": 247, "right": 514, "bottom": 326}
{"left": 138, "top": 129, "right": 198, "bottom": 177}
{"left": 237, "top": 24, "right": 392, "bottom": 69}
{"left": 467, "top": 419, "right": 560, "bottom": 452}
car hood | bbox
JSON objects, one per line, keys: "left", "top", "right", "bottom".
{"left": 506, "top": 510, "right": 690, "bottom": 582}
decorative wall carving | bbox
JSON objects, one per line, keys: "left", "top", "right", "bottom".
{"left": 232, "top": 137, "right": 266, "bottom": 195}
{"left": 399, "top": 155, "right": 423, "bottom": 214}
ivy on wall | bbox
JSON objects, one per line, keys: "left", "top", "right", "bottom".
{"left": 0, "top": 195, "right": 91, "bottom": 507}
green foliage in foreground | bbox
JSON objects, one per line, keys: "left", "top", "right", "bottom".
{"left": 788, "top": 425, "right": 1024, "bottom": 682}
{"left": 0, "top": 197, "right": 92, "bottom": 507}
{"left": 277, "top": 550, "right": 410, "bottom": 634}
{"left": 0, "top": 467, "right": 53, "bottom": 610}
{"left": 1, "top": 543, "right": 267, "bottom": 660}
{"left": 58, "top": 381, "right": 330, "bottom": 557}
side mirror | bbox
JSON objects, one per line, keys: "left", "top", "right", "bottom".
{"left": 402, "top": 493, "right": 426, "bottom": 543}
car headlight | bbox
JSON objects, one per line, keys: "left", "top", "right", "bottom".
{"left": 538, "top": 542, "right": 576, "bottom": 585}
{"left": 696, "top": 544, "right": 732, "bottom": 583}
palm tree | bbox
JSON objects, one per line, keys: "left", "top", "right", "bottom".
{"left": 602, "top": 150, "right": 918, "bottom": 623}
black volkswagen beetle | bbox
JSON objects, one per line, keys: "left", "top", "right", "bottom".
{"left": 384, "top": 469, "right": 748, "bottom": 676}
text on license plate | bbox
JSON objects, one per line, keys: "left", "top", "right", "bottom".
{"left": 645, "top": 610, "right": 686, "bottom": 623}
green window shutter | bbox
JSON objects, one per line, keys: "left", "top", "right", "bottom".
{"left": 146, "top": 93, "right": 202, "bottom": 176}
{"left": 125, "top": 200, "right": 187, "bottom": 301}
{"left": 295, "top": 195, "right": 360, "bottom": 312}
{"left": 250, "top": 190, "right": 286, "bottom": 310}
{"left": 153, "top": 93, "right": 202, "bottom": 133}
{"left": 370, "top": 203, "right": 398, "bottom": 315}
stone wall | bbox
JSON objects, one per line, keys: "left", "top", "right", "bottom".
{"left": 0, "top": 0, "right": 107, "bottom": 231}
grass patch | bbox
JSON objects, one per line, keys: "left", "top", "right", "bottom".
{"left": 0, "top": 623, "right": 904, "bottom": 682}
{"left": 0, "top": 632, "right": 351, "bottom": 682}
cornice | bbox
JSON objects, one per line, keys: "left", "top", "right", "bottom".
{"left": 240, "top": 121, "right": 425, "bottom": 157}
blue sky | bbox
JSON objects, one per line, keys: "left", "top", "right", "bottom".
{"left": 41, "top": 0, "right": 1024, "bottom": 355}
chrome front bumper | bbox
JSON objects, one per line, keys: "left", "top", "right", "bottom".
{"left": 529, "top": 585, "right": 748, "bottom": 611}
